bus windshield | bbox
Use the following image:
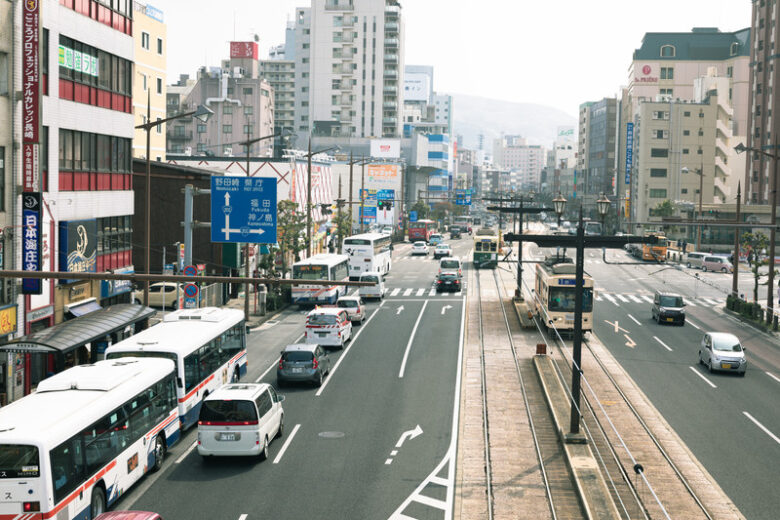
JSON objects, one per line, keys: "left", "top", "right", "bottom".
{"left": 0, "top": 444, "right": 40, "bottom": 478}
{"left": 548, "top": 287, "right": 593, "bottom": 312}
{"left": 293, "top": 265, "right": 329, "bottom": 280}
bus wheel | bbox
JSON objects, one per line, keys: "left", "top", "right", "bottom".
{"left": 152, "top": 435, "right": 166, "bottom": 472}
{"left": 90, "top": 486, "right": 106, "bottom": 519}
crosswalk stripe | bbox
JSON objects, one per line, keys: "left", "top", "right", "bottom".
{"left": 603, "top": 294, "right": 619, "bottom": 306}
{"left": 416, "top": 288, "right": 425, "bottom": 297}
{"left": 616, "top": 294, "right": 629, "bottom": 302}
{"left": 702, "top": 298, "right": 719, "bottom": 305}
{"left": 403, "top": 288, "right": 413, "bottom": 296}
{"left": 595, "top": 295, "right": 603, "bottom": 301}
{"left": 455, "top": 290, "right": 462, "bottom": 296}
{"left": 629, "top": 294, "right": 643, "bottom": 303}
{"left": 390, "top": 288, "right": 400, "bottom": 297}
{"left": 429, "top": 288, "right": 436, "bottom": 296}
{"left": 686, "top": 299, "right": 697, "bottom": 307}
{"left": 641, "top": 295, "right": 654, "bottom": 303}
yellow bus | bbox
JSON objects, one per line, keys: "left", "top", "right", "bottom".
{"left": 642, "top": 234, "right": 668, "bottom": 262}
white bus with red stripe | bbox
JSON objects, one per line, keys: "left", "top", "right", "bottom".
{"left": 105, "top": 307, "right": 247, "bottom": 430}
{"left": 292, "top": 254, "right": 350, "bottom": 305}
{"left": 343, "top": 233, "right": 393, "bottom": 280}
{"left": 0, "top": 357, "right": 179, "bottom": 520}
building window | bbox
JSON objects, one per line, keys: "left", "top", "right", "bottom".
{"left": 654, "top": 130, "right": 668, "bottom": 139}
{"left": 244, "top": 105, "right": 254, "bottom": 115}
{"left": 660, "top": 67, "right": 674, "bottom": 80}
{"left": 650, "top": 168, "right": 667, "bottom": 177}
{"left": 660, "top": 88, "right": 673, "bottom": 96}
{"left": 141, "top": 32, "right": 150, "bottom": 50}
{"left": 652, "top": 111, "right": 669, "bottom": 120}
{"left": 650, "top": 148, "right": 669, "bottom": 158}
{"left": 242, "top": 125, "right": 254, "bottom": 134}
{"left": 728, "top": 66, "right": 734, "bottom": 78}
{"left": 730, "top": 43, "right": 739, "bottom": 56}
{"left": 681, "top": 188, "right": 688, "bottom": 194}
{"left": 697, "top": 148, "right": 703, "bottom": 155}
{"left": 197, "top": 124, "right": 206, "bottom": 133}
{"left": 683, "top": 130, "right": 690, "bottom": 136}
{"left": 223, "top": 125, "right": 232, "bottom": 134}
{"left": 156, "top": 78, "right": 162, "bottom": 94}
{"left": 660, "top": 45, "right": 675, "bottom": 57}
{"left": 197, "top": 143, "right": 206, "bottom": 153}
{"left": 223, "top": 104, "right": 233, "bottom": 115}
{"left": 157, "top": 38, "right": 163, "bottom": 55}
{"left": 683, "top": 111, "right": 691, "bottom": 117}
{"left": 243, "top": 87, "right": 253, "bottom": 95}
{"left": 0, "top": 52, "right": 8, "bottom": 96}
{"left": 649, "top": 189, "right": 667, "bottom": 198}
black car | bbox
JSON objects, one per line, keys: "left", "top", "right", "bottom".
{"left": 450, "top": 226, "right": 462, "bottom": 239}
{"left": 436, "top": 272, "right": 462, "bottom": 292}
{"left": 651, "top": 291, "right": 686, "bottom": 325}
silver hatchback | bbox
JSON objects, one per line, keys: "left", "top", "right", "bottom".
{"left": 277, "top": 344, "right": 331, "bottom": 387}
{"left": 698, "top": 332, "right": 747, "bottom": 376}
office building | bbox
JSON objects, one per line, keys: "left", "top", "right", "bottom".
{"left": 132, "top": 2, "right": 167, "bottom": 160}
{"left": 577, "top": 98, "right": 617, "bottom": 196}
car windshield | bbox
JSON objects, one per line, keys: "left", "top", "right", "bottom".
{"left": 282, "top": 351, "right": 313, "bottom": 362}
{"left": 440, "top": 274, "right": 458, "bottom": 280}
{"left": 308, "top": 314, "right": 338, "bottom": 326}
{"left": 437, "top": 244, "right": 450, "bottom": 249}
{"left": 362, "top": 275, "right": 379, "bottom": 283}
{"left": 414, "top": 242, "right": 426, "bottom": 247}
{"left": 338, "top": 300, "right": 358, "bottom": 308}
{"left": 659, "top": 296, "right": 683, "bottom": 307}
{"left": 713, "top": 337, "right": 742, "bottom": 352}
{"left": 199, "top": 399, "right": 257, "bottom": 423}
{"left": 441, "top": 260, "right": 460, "bottom": 269}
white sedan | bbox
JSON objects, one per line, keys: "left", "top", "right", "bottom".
{"left": 411, "top": 241, "right": 429, "bottom": 255}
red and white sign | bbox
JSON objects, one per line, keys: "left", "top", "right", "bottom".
{"left": 634, "top": 64, "right": 658, "bottom": 83}
{"left": 22, "top": 143, "right": 39, "bottom": 192}
{"left": 230, "top": 41, "right": 258, "bottom": 59}
{"left": 22, "top": 0, "right": 40, "bottom": 146}
{"left": 642, "top": 65, "right": 651, "bottom": 75}
{"left": 370, "top": 139, "right": 400, "bottom": 159}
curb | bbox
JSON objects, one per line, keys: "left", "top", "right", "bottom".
{"left": 722, "top": 306, "right": 778, "bottom": 337}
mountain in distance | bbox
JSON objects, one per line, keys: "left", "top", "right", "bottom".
{"left": 452, "top": 93, "right": 577, "bottom": 152}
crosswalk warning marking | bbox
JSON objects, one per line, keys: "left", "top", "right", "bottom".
{"left": 403, "top": 288, "right": 413, "bottom": 296}
{"left": 628, "top": 294, "right": 643, "bottom": 303}
{"left": 641, "top": 295, "right": 654, "bottom": 303}
{"left": 416, "top": 288, "right": 426, "bottom": 296}
{"left": 429, "top": 288, "right": 437, "bottom": 296}
{"left": 616, "top": 294, "right": 630, "bottom": 302}
{"left": 390, "top": 288, "right": 401, "bottom": 297}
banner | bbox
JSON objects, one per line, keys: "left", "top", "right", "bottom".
{"left": 367, "top": 164, "right": 399, "bottom": 185}
{"left": 625, "top": 122, "right": 634, "bottom": 186}
{"left": 22, "top": 193, "right": 42, "bottom": 295}
{"left": 22, "top": 0, "right": 40, "bottom": 145}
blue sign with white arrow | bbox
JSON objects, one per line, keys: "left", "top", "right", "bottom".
{"left": 211, "top": 176, "right": 277, "bottom": 244}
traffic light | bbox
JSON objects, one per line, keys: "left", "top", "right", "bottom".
{"left": 319, "top": 203, "right": 333, "bottom": 215}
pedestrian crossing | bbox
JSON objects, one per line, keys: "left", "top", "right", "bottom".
{"left": 595, "top": 292, "right": 724, "bottom": 307}
{"left": 387, "top": 286, "right": 465, "bottom": 298}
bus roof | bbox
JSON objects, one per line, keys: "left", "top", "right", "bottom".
{"left": 408, "top": 219, "right": 435, "bottom": 225}
{"left": 293, "top": 253, "right": 349, "bottom": 267}
{"left": 105, "top": 307, "right": 244, "bottom": 358}
{"left": 0, "top": 358, "right": 175, "bottom": 449}
{"left": 343, "top": 233, "right": 389, "bottom": 243}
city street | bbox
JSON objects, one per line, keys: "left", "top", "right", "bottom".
{"left": 524, "top": 235, "right": 780, "bottom": 520}
{"left": 111, "top": 236, "right": 473, "bottom": 519}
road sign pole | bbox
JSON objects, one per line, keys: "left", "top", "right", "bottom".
{"left": 184, "top": 184, "right": 194, "bottom": 266}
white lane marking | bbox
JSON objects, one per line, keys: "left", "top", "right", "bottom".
{"left": 603, "top": 294, "right": 619, "bottom": 306}
{"left": 702, "top": 298, "right": 719, "bottom": 305}
{"left": 399, "top": 300, "right": 429, "bottom": 378}
{"left": 175, "top": 441, "right": 198, "bottom": 464}
{"left": 255, "top": 332, "right": 304, "bottom": 383}
{"left": 315, "top": 301, "right": 385, "bottom": 396}
{"left": 629, "top": 294, "right": 643, "bottom": 303}
{"left": 272, "top": 423, "right": 301, "bottom": 464}
{"left": 416, "top": 288, "right": 426, "bottom": 297}
{"left": 403, "top": 288, "right": 413, "bottom": 296}
{"left": 429, "top": 288, "right": 437, "bottom": 296}
{"left": 689, "top": 366, "right": 717, "bottom": 388}
{"left": 687, "top": 319, "right": 702, "bottom": 331}
{"left": 390, "top": 450, "right": 398, "bottom": 456}
{"left": 653, "top": 336, "right": 673, "bottom": 352}
{"left": 238, "top": 515, "right": 248, "bottom": 520}
{"left": 641, "top": 295, "right": 654, "bottom": 303}
{"left": 766, "top": 371, "right": 780, "bottom": 384}
{"left": 390, "top": 288, "right": 401, "bottom": 297}
{"left": 617, "top": 294, "right": 630, "bottom": 302}
{"left": 385, "top": 458, "right": 393, "bottom": 465}
{"left": 628, "top": 314, "right": 641, "bottom": 326}
{"left": 595, "top": 295, "right": 603, "bottom": 302}
{"left": 743, "top": 411, "right": 780, "bottom": 445}
{"left": 685, "top": 300, "right": 697, "bottom": 307}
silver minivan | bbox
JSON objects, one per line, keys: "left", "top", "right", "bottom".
{"left": 702, "top": 256, "right": 733, "bottom": 273}
{"left": 685, "top": 252, "right": 707, "bottom": 269}
{"left": 197, "top": 383, "right": 284, "bottom": 460}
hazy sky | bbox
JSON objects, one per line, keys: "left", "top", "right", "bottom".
{"left": 152, "top": 0, "right": 750, "bottom": 117}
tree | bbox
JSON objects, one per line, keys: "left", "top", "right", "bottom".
{"left": 333, "top": 206, "right": 352, "bottom": 254}
{"left": 741, "top": 231, "right": 770, "bottom": 304}
{"left": 652, "top": 199, "right": 675, "bottom": 218}
{"left": 432, "top": 201, "right": 455, "bottom": 225}
{"left": 410, "top": 199, "right": 430, "bottom": 220}
{"left": 276, "top": 200, "right": 306, "bottom": 277}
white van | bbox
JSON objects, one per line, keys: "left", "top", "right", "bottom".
{"left": 685, "top": 252, "right": 708, "bottom": 269}
{"left": 197, "top": 383, "right": 285, "bottom": 460}
{"left": 305, "top": 307, "right": 353, "bottom": 349}
{"left": 359, "top": 271, "right": 385, "bottom": 300}
{"left": 702, "top": 256, "right": 733, "bottom": 273}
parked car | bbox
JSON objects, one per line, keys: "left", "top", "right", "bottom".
{"left": 411, "top": 241, "right": 429, "bottom": 255}
{"left": 698, "top": 332, "right": 746, "bottom": 376}
{"left": 435, "top": 272, "right": 462, "bottom": 292}
{"left": 337, "top": 296, "right": 366, "bottom": 323}
{"left": 651, "top": 291, "right": 685, "bottom": 325}
{"left": 702, "top": 256, "right": 733, "bottom": 273}
{"left": 277, "top": 343, "right": 331, "bottom": 387}
{"left": 433, "top": 243, "right": 452, "bottom": 259}
{"left": 428, "top": 233, "right": 444, "bottom": 246}
{"left": 197, "top": 383, "right": 285, "bottom": 460}
{"left": 685, "top": 252, "right": 708, "bottom": 269}
{"left": 132, "top": 282, "right": 181, "bottom": 308}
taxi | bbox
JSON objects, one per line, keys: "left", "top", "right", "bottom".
{"left": 305, "top": 307, "right": 353, "bottom": 349}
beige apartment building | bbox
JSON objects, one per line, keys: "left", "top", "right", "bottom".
{"left": 132, "top": 1, "right": 167, "bottom": 160}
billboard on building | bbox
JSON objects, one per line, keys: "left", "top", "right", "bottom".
{"left": 59, "top": 220, "right": 98, "bottom": 275}
{"left": 404, "top": 73, "right": 431, "bottom": 102}
{"left": 230, "top": 41, "right": 258, "bottom": 59}
{"left": 370, "top": 139, "right": 401, "bottom": 159}
{"left": 367, "top": 164, "right": 399, "bottom": 186}
{"left": 557, "top": 126, "right": 575, "bottom": 140}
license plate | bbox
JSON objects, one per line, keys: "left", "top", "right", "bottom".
{"left": 721, "top": 363, "right": 731, "bottom": 369}
{"left": 318, "top": 332, "right": 327, "bottom": 337}
{"left": 565, "top": 314, "right": 575, "bottom": 321}
{"left": 292, "top": 367, "right": 303, "bottom": 374}
{"left": 219, "top": 433, "right": 239, "bottom": 441}
{"left": 666, "top": 318, "right": 674, "bottom": 322}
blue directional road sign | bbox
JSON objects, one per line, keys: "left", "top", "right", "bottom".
{"left": 409, "top": 211, "right": 418, "bottom": 222}
{"left": 377, "top": 189, "right": 394, "bottom": 201}
{"left": 211, "top": 176, "right": 277, "bottom": 244}
{"left": 454, "top": 189, "right": 472, "bottom": 206}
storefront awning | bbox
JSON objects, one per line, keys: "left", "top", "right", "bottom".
{"left": 65, "top": 298, "right": 102, "bottom": 317}
{"left": 0, "top": 304, "right": 156, "bottom": 355}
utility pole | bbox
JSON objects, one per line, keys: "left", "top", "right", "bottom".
{"left": 307, "top": 137, "right": 313, "bottom": 258}
{"left": 696, "top": 159, "right": 704, "bottom": 251}
{"left": 732, "top": 182, "right": 741, "bottom": 299}
{"left": 360, "top": 156, "right": 366, "bottom": 233}
{"left": 349, "top": 152, "right": 355, "bottom": 234}
{"left": 337, "top": 176, "right": 343, "bottom": 254}
{"left": 767, "top": 135, "right": 778, "bottom": 323}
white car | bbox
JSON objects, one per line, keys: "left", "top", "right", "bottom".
{"left": 381, "top": 226, "right": 393, "bottom": 235}
{"left": 411, "top": 241, "right": 428, "bottom": 255}
{"left": 433, "top": 243, "right": 452, "bottom": 259}
{"left": 698, "top": 332, "right": 747, "bottom": 376}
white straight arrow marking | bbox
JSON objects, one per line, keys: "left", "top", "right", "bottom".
{"left": 441, "top": 304, "right": 452, "bottom": 315}
{"left": 396, "top": 305, "right": 404, "bottom": 315}
{"left": 395, "top": 425, "right": 423, "bottom": 448}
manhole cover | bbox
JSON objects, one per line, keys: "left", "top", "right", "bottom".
{"left": 318, "top": 431, "right": 345, "bottom": 439}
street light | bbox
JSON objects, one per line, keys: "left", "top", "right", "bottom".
{"left": 736, "top": 140, "right": 779, "bottom": 324}
{"left": 596, "top": 193, "right": 610, "bottom": 232}
{"left": 681, "top": 165, "right": 705, "bottom": 250}
{"left": 303, "top": 140, "right": 338, "bottom": 258}
{"left": 135, "top": 90, "right": 213, "bottom": 306}
{"left": 553, "top": 192, "right": 567, "bottom": 226}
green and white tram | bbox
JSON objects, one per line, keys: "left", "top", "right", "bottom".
{"left": 473, "top": 228, "right": 499, "bottom": 269}
{"left": 534, "top": 255, "right": 594, "bottom": 335}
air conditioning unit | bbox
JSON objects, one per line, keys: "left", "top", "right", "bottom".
{"left": 184, "top": 147, "right": 192, "bottom": 156}
{"left": 233, "top": 66, "right": 245, "bottom": 78}
{"left": 223, "top": 147, "right": 233, "bottom": 156}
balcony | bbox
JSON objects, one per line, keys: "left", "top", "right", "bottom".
{"left": 384, "top": 53, "right": 398, "bottom": 63}
{"left": 385, "top": 4, "right": 400, "bottom": 16}
{"left": 325, "top": 2, "right": 354, "bottom": 11}
{"left": 384, "top": 38, "right": 399, "bottom": 47}
{"left": 385, "top": 69, "right": 398, "bottom": 79}
{"left": 385, "top": 22, "right": 399, "bottom": 32}
{"left": 383, "top": 85, "right": 398, "bottom": 94}
{"left": 383, "top": 100, "right": 396, "bottom": 109}
{"left": 382, "top": 116, "right": 397, "bottom": 124}
{"left": 169, "top": 131, "right": 193, "bottom": 141}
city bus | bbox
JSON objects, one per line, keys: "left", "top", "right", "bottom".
{"left": 408, "top": 219, "right": 437, "bottom": 241}
{"left": 290, "top": 253, "right": 350, "bottom": 305}
{"left": 534, "top": 256, "right": 594, "bottom": 335}
{"left": 473, "top": 228, "right": 499, "bottom": 269}
{"left": 0, "top": 357, "right": 180, "bottom": 519}
{"left": 343, "top": 232, "right": 393, "bottom": 280}
{"left": 105, "top": 307, "right": 247, "bottom": 430}
{"left": 642, "top": 234, "right": 668, "bottom": 262}
{"left": 454, "top": 216, "right": 474, "bottom": 234}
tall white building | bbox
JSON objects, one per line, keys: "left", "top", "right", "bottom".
{"left": 304, "top": 0, "right": 404, "bottom": 140}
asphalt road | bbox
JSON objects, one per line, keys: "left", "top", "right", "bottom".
{"left": 112, "top": 235, "right": 473, "bottom": 520}
{"left": 523, "top": 229, "right": 780, "bottom": 520}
